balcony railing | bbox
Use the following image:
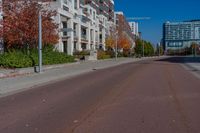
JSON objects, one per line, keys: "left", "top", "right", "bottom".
{"left": 81, "top": 34, "right": 89, "bottom": 43}
{"left": 63, "top": 31, "right": 68, "bottom": 36}
{"left": 81, "top": 34, "right": 87, "bottom": 40}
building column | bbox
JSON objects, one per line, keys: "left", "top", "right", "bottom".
{"left": 92, "top": 29, "right": 96, "bottom": 50}
{"left": 97, "top": 30, "right": 100, "bottom": 49}
{"left": 56, "top": 14, "right": 63, "bottom": 52}
{"left": 87, "top": 27, "right": 91, "bottom": 50}
{"left": 102, "top": 28, "right": 106, "bottom": 50}
{"left": 76, "top": 0, "right": 80, "bottom": 10}
{"left": 76, "top": 23, "right": 82, "bottom": 51}
{"left": 67, "top": 19, "right": 74, "bottom": 55}
{"left": 71, "top": 0, "right": 75, "bottom": 10}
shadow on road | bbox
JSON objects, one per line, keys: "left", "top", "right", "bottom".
{"left": 156, "top": 56, "right": 200, "bottom": 64}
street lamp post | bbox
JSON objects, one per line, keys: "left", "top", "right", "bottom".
{"left": 115, "top": 32, "right": 118, "bottom": 60}
{"left": 38, "top": 11, "right": 42, "bottom": 73}
{"left": 158, "top": 43, "right": 160, "bottom": 57}
{"left": 142, "top": 40, "right": 144, "bottom": 57}
{"left": 194, "top": 43, "right": 197, "bottom": 57}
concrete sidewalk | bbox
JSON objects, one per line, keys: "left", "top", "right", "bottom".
{"left": 185, "top": 63, "right": 200, "bottom": 71}
{"left": 182, "top": 62, "right": 200, "bottom": 79}
{"left": 0, "top": 57, "right": 153, "bottom": 97}
{"left": 0, "top": 62, "right": 80, "bottom": 79}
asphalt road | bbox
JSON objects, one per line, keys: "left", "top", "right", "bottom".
{"left": 0, "top": 57, "right": 200, "bottom": 133}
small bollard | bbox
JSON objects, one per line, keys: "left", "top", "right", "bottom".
{"left": 34, "top": 66, "right": 40, "bottom": 73}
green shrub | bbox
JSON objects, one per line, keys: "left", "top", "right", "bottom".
{"left": 30, "top": 50, "right": 75, "bottom": 66}
{"left": 97, "top": 50, "right": 111, "bottom": 60}
{"left": 106, "top": 50, "right": 115, "bottom": 58}
{"left": 73, "top": 50, "right": 90, "bottom": 59}
{"left": 0, "top": 48, "right": 75, "bottom": 68}
{"left": 0, "top": 51, "right": 32, "bottom": 68}
{"left": 123, "top": 50, "right": 131, "bottom": 57}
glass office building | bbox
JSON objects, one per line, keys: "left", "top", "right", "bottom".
{"left": 163, "top": 20, "right": 200, "bottom": 51}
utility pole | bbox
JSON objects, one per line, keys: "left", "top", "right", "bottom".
{"left": 115, "top": 31, "right": 118, "bottom": 60}
{"left": 194, "top": 43, "right": 197, "bottom": 57}
{"left": 38, "top": 11, "right": 42, "bottom": 73}
{"left": 142, "top": 40, "right": 144, "bottom": 57}
{"left": 158, "top": 43, "right": 160, "bottom": 57}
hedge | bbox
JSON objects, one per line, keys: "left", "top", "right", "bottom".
{"left": 97, "top": 50, "right": 111, "bottom": 60}
{"left": 73, "top": 50, "right": 90, "bottom": 59}
{"left": 0, "top": 51, "right": 33, "bottom": 68}
{"left": 30, "top": 50, "right": 75, "bottom": 66}
{"left": 0, "top": 50, "right": 75, "bottom": 68}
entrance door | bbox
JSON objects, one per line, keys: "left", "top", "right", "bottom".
{"left": 63, "top": 41, "right": 68, "bottom": 54}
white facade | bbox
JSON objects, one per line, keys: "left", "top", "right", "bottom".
{"left": 49, "top": 0, "right": 111, "bottom": 55}
{"left": 129, "top": 22, "right": 139, "bottom": 37}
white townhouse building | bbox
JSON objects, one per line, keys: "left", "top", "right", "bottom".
{"left": 49, "top": 0, "right": 115, "bottom": 55}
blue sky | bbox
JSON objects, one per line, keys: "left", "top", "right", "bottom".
{"left": 115, "top": 0, "right": 200, "bottom": 45}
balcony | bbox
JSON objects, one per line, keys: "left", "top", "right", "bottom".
{"left": 62, "top": 32, "right": 70, "bottom": 40}
{"left": 90, "top": 36, "right": 94, "bottom": 44}
{"left": 81, "top": 34, "right": 88, "bottom": 43}
{"left": 74, "top": 32, "right": 78, "bottom": 41}
{"left": 81, "top": 34, "right": 87, "bottom": 39}
{"left": 61, "top": 27, "right": 71, "bottom": 41}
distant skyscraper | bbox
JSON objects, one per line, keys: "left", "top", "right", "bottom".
{"left": 163, "top": 20, "right": 200, "bottom": 51}
{"left": 129, "top": 22, "right": 139, "bottom": 37}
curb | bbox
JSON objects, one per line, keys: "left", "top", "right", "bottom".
{"left": 0, "top": 58, "right": 137, "bottom": 79}
{"left": 0, "top": 62, "right": 80, "bottom": 79}
{"left": 0, "top": 57, "right": 164, "bottom": 79}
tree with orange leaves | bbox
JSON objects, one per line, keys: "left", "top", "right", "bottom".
{"left": 105, "top": 35, "right": 115, "bottom": 49}
{"left": 1, "top": 0, "right": 59, "bottom": 51}
{"left": 115, "top": 14, "right": 132, "bottom": 51}
{"left": 117, "top": 34, "right": 131, "bottom": 50}
{"left": 122, "top": 37, "right": 131, "bottom": 50}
